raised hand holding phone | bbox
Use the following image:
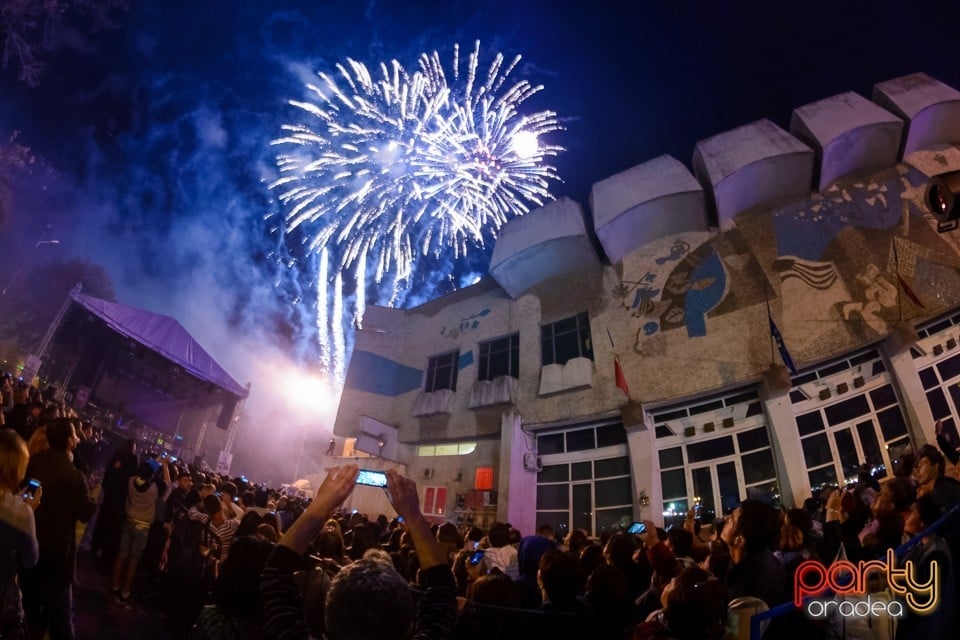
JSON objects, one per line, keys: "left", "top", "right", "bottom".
{"left": 21, "top": 481, "right": 42, "bottom": 511}
{"left": 278, "top": 465, "right": 359, "bottom": 556}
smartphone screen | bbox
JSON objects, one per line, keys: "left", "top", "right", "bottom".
{"left": 356, "top": 469, "right": 388, "bottom": 487}
{"left": 468, "top": 550, "right": 485, "bottom": 565}
{"left": 22, "top": 478, "right": 40, "bottom": 500}
{"left": 626, "top": 521, "right": 647, "bottom": 535}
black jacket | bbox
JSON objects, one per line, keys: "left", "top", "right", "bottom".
{"left": 25, "top": 448, "right": 97, "bottom": 582}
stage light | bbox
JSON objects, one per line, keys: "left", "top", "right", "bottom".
{"left": 925, "top": 170, "right": 960, "bottom": 232}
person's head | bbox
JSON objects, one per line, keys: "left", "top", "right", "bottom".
{"left": 241, "top": 491, "right": 256, "bottom": 509}
{"left": 0, "top": 429, "right": 29, "bottom": 494}
{"left": 564, "top": 529, "right": 589, "bottom": 555}
{"left": 875, "top": 477, "right": 915, "bottom": 514}
{"left": 465, "top": 526, "right": 484, "bottom": 547}
{"left": 203, "top": 494, "right": 223, "bottom": 519}
{"left": 487, "top": 522, "right": 511, "bottom": 548}
{"left": 915, "top": 445, "right": 945, "bottom": 485}
{"left": 199, "top": 483, "right": 216, "bottom": 499}
{"left": 779, "top": 508, "right": 810, "bottom": 552}
{"left": 721, "top": 500, "right": 780, "bottom": 555}
{"left": 324, "top": 556, "right": 415, "bottom": 640}
{"left": 603, "top": 532, "right": 636, "bottom": 568}
{"left": 178, "top": 470, "right": 194, "bottom": 491}
{"left": 436, "top": 522, "right": 462, "bottom": 549}
{"left": 893, "top": 451, "right": 916, "bottom": 478}
{"left": 255, "top": 523, "right": 279, "bottom": 543}
{"left": 221, "top": 481, "right": 239, "bottom": 501}
{"left": 349, "top": 522, "right": 380, "bottom": 557}
{"left": 45, "top": 418, "right": 77, "bottom": 452}
{"left": 212, "top": 535, "right": 274, "bottom": 620}
{"left": 905, "top": 494, "right": 942, "bottom": 536}
{"left": 518, "top": 535, "right": 554, "bottom": 578}
{"left": 469, "top": 570, "right": 521, "bottom": 607}
{"left": 537, "top": 550, "right": 584, "bottom": 606}
{"left": 666, "top": 527, "right": 694, "bottom": 558}
{"left": 537, "top": 523, "right": 555, "bottom": 541}
{"left": 660, "top": 567, "right": 728, "bottom": 640}
{"left": 316, "top": 527, "right": 346, "bottom": 560}
{"left": 136, "top": 459, "right": 158, "bottom": 481}
{"left": 579, "top": 543, "right": 604, "bottom": 577}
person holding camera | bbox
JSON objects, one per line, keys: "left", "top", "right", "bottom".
{"left": 0, "top": 429, "right": 41, "bottom": 639}
{"left": 261, "top": 465, "right": 456, "bottom": 640}
{"left": 20, "top": 418, "right": 96, "bottom": 640}
{"left": 110, "top": 453, "right": 170, "bottom": 603}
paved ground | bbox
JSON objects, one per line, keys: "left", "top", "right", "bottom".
{"left": 73, "top": 551, "right": 176, "bottom": 640}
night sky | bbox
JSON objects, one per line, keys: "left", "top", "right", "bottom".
{"left": 2, "top": 0, "right": 959, "bottom": 480}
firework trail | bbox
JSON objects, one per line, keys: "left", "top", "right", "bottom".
{"left": 272, "top": 41, "right": 563, "bottom": 380}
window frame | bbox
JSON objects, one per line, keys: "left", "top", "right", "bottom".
{"left": 477, "top": 332, "right": 520, "bottom": 381}
{"left": 424, "top": 350, "right": 460, "bottom": 393}
{"left": 540, "top": 312, "right": 594, "bottom": 366}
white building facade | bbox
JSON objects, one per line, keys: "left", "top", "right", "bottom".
{"left": 334, "top": 72, "right": 960, "bottom": 537}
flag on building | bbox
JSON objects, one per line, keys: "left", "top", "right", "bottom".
{"left": 768, "top": 312, "right": 798, "bottom": 376}
{"left": 614, "top": 356, "right": 630, "bottom": 398}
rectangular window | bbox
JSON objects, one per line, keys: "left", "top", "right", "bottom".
{"left": 422, "top": 486, "right": 448, "bottom": 515}
{"left": 425, "top": 351, "right": 459, "bottom": 392}
{"left": 686, "top": 436, "right": 735, "bottom": 463}
{"left": 541, "top": 312, "right": 594, "bottom": 366}
{"left": 474, "top": 467, "right": 494, "bottom": 491}
{"left": 478, "top": 333, "right": 520, "bottom": 381}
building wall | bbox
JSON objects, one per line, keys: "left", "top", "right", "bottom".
{"left": 334, "top": 75, "right": 960, "bottom": 533}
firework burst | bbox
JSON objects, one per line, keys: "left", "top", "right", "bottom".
{"left": 271, "top": 41, "right": 563, "bottom": 380}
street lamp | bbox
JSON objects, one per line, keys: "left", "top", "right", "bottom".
{"left": 1, "top": 235, "right": 60, "bottom": 296}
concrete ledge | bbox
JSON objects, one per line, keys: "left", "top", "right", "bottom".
{"left": 790, "top": 92, "right": 904, "bottom": 190}
{"left": 873, "top": 73, "right": 960, "bottom": 157}
{"left": 590, "top": 155, "right": 708, "bottom": 264}
{"left": 469, "top": 376, "right": 518, "bottom": 408}
{"left": 489, "top": 197, "right": 600, "bottom": 298}
{"left": 412, "top": 389, "right": 455, "bottom": 416}
{"left": 538, "top": 357, "right": 594, "bottom": 396}
{"left": 693, "top": 119, "right": 814, "bottom": 228}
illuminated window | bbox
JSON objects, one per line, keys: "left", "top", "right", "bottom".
{"left": 417, "top": 442, "right": 478, "bottom": 457}
{"left": 434, "top": 443, "right": 459, "bottom": 456}
{"left": 475, "top": 467, "right": 494, "bottom": 491}
{"left": 422, "top": 486, "right": 447, "bottom": 515}
{"left": 425, "top": 350, "right": 459, "bottom": 392}
{"left": 541, "top": 312, "right": 593, "bottom": 366}
{"left": 478, "top": 333, "right": 519, "bottom": 380}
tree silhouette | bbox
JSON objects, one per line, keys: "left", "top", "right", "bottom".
{"left": 1, "top": 0, "right": 129, "bottom": 86}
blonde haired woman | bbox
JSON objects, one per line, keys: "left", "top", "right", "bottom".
{"left": 0, "top": 429, "right": 41, "bottom": 637}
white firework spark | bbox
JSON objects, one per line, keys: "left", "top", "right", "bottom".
{"left": 272, "top": 41, "right": 563, "bottom": 379}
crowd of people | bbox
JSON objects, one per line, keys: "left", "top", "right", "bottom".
{"left": 2, "top": 369, "right": 960, "bottom": 640}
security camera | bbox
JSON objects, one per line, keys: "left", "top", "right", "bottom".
{"left": 925, "top": 170, "right": 960, "bottom": 232}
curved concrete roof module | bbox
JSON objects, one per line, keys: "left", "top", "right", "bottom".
{"left": 790, "top": 91, "right": 904, "bottom": 190}
{"left": 692, "top": 119, "right": 814, "bottom": 227}
{"left": 489, "top": 197, "right": 600, "bottom": 299}
{"left": 873, "top": 73, "right": 960, "bottom": 157}
{"left": 590, "top": 155, "right": 707, "bottom": 264}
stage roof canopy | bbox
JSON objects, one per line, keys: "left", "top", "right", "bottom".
{"left": 72, "top": 293, "right": 247, "bottom": 398}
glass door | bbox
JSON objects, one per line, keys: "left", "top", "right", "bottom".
{"left": 690, "top": 461, "right": 741, "bottom": 523}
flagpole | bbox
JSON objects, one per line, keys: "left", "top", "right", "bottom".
{"left": 892, "top": 239, "right": 903, "bottom": 323}
{"left": 764, "top": 288, "right": 775, "bottom": 367}
{"left": 607, "top": 327, "right": 631, "bottom": 401}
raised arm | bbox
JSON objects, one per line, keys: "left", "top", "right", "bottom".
{"left": 384, "top": 469, "right": 447, "bottom": 570}
{"left": 384, "top": 469, "right": 456, "bottom": 640}
{"left": 261, "top": 465, "right": 359, "bottom": 640}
